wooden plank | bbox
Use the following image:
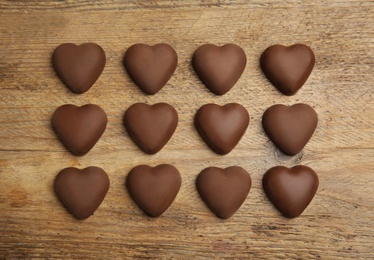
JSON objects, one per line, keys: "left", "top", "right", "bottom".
{"left": 0, "top": 1, "right": 373, "bottom": 258}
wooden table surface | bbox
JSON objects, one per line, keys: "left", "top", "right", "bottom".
{"left": 0, "top": 1, "right": 373, "bottom": 259}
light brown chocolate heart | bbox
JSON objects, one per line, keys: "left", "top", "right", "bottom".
{"left": 52, "top": 104, "right": 107, "bottom": 156}
{"left": 262, "top": 103, "right": 318, "bottom": 156}
{"left": 126, "top": 164, "right": 181, "bottom": 217}
{"left": 260, "top": 44, "right": 315, "bottom": 96}
{"left": 196, "top": 166, "right": 251, "bottom": 219}
{"left": 54, "top": 167, "right": 110, "bottom": 220}
{"left": 124, "top": 103, "right": 178, "bottom": 154}
{"left": 193, "top": 44, "right": 247, "bottom": 95}
{"left": 52, "top": 43, "right": 106, "bottom": 94}
{"left": 195, "top": 103, "right": 249, "bottom": 155}
{"left": 263, "top": 165, "right": 319, "bottom": 218}
{"left": 123, "top": 43, "right": 178, "bottom": 95}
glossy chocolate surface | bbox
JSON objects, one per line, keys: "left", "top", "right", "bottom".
{"left": 262, "top": 103, "right": 318, "bottom": 156}
{"left": 196, "top": 166, "right": 251, "bottom": 219}
{"left": 124, "top": 103, "right": 178, "bottom": 154}
{"left": 54, "top": 167, "right": 110, "bottom": 220}
{"left": 193, "top": 44, "right": 246, "bottom": 95}
{"left": 124, "top": 43, "right": 178, "bottom": 95}
{"left": 195, "top": 103, "right": 249, "bottom": 155}
{"left": 52, "top": 43, "right": 106, "bottom": 94}
{"left": 126, "top": 164, "right": 181, "bottom": 217}
{"left": 260, "top": 44, "right": 315, "bottom": 96}
{"left": 263, "top": 165, "right": 319, "bottom": 218}
{"left": 52, "top": 104, "right": 107, "bottom": 156}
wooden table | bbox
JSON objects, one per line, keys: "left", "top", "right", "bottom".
{"left": 1, "top": 1, "right": 373, "bottom": 258}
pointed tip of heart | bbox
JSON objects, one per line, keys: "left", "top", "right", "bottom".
{"left": 263, "top": 165, "right": 319, "bottom": 218}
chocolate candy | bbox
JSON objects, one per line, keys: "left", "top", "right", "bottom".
{"left": 195, "top": 103, "right": 249, "bottom": 155}
{"left": 260, "top": 44, "right": 315, "bottom": 96}
{"left": 123, "top": 43, "right": 178, "bottom": 95}
{"left": 193, "top": 44, "right": 247, "bottom": 95}
{"left": 52, "top": 43, "right": 106, "bottom": 94}
{"left": 262, "top": 103, "right": 318, "bottom": 156}
{"left": 54, "top": 167, "right": 110, "bottom": 220}
{"left": 124, "top": 103, "right": 178, "bottom": 154}
{"left": 263, "top": 165, "right": 319, "bottom": 218}
{"left": 52, "top": 104, "right": 107, "bottom": 156}
{"left": 196, "top": 166, "right": 251, "bottom": 219}
{"left": 126, "top": 164, "right": 181, "bottom": 217}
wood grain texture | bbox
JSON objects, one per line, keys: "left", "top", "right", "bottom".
{"left": 0, "top": 0, "right": 373, "bottom": 258}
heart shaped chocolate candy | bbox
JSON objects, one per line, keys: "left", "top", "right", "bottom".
{"left": 195, "top": 103, "right": 249, "bottom": 155}
{"left": 263, "top": 165, "right": 319, "bottom": 218}
{"left": 126, "top": 164, "right": 181, "bottom": 217}
{"left": 124, "top": 103, "right": 178, "bottom": 154}
{"left": 260, "top": 44, "right": 315, "bottom": 96}
{"left": 193, "top": 44, "right": 247, "bottom": 95}
{"left": 52, "top": 104, "right": 107, "bottom": 156}
{"left": 262, "top": 103, "right": 318, "bottom": 156}
{"left": 123, "top": 43, "right": 178, "bottom": 95}
{"left": 54, "top": 167, "right": 110, "bottom": 220}
{"left": 52, "top": 43, "right": 106, "bottom": 94}
{"left": 196, "top": 166, "right": 251, "bottom": 219}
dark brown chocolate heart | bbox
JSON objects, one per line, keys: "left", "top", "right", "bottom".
{"left": 192, "top": 44, "right": 247, "bottom": 95}
{"left": 195, "top": 103, "right": 249, "bottom": 155}
{"left": 52, "top": 104, "right": 107, "bottom": 156}
{"left": 196, "top": 166, "right": 251, "bottom": 219}
{"left": 124, "top": 103, "right": 178, "bottom": 154}
{"left": 126, "top": 164, "right": 181, "bottom": 217}
{"left": 260, "top": 44, "right": 315, "bottom": 96}
{"left": 54, "top": 167, "right": 110, "bottom": 220}
{"left": 262, "top": 103, "right": 318, "bottom": 156}
{"left": 52, "top": 43, "right": 106, "bottom": 94}
{"left": 263, "top": 165, "right": 319, "bottom": 218}
{"left": 123, "top": 43, "right": 178, "bottom": 95}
